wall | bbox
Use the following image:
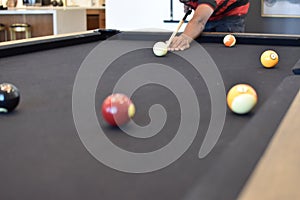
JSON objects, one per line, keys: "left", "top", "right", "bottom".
{"left": 245, "top": 0, "right": 300, "bottom": 34}
{"left": 106, "top": 0, "right": 192, "bottom": 32}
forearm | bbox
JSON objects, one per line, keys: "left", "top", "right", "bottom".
{"left": 183, "top": 4, "right": 214, "bottom": 39}
{"left": 183, "top": 18, "right": 206, "bottom": 40}
{"left": 168, "top": 4, "right": 213, "bottom": 51}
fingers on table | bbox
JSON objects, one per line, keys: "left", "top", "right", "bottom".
{"left": 168, "top": 35, "right": 190, "bottom": 51}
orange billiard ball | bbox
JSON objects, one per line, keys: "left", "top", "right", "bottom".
{"left": 102, "top": 93, "right": 135, "bottom": 126}
{"left": 260, "top": 50, "right": 279, "bottom": 68}
{"left": 227, "top": 84, "right": 258, "bottom": 114}
{"left": 223, "top": 34, "right": 236, "bottom": 47}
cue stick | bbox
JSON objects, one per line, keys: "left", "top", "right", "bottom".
{"left": 166, "top": 9, "right": 192, "bottom": 48}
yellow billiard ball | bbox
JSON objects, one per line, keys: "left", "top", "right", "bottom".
{"left": 227, "top": 84, "right": 258, "bottom": 114}
{"left": 260, "top": 50, "right": 279, "bottom": 68}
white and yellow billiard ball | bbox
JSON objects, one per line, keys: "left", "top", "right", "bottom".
{"left": 260, "top": 50, "right": 279, "bottom": 68}
{"left": 223, "top": 34, "right": 236, "bottom": 47}
{"left": 227, "top": 84, "right": 258, "bottom": 114}
{"left": 153, "top": 41, "right": 168, "bottom": 57}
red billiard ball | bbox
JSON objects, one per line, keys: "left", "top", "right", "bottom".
{"left": 0, "top": 83, "right": 20, "bottom": 113}
{"left": 101, "top": 93, "right": 135, "bottom": 126}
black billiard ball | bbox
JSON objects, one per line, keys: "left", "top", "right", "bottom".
{"left": 0, "top": 83, "right": 20, "bottom": 113}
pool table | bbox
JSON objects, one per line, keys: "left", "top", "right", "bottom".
{"left": 0, "top": 30, "right": 300, "bottom": 200}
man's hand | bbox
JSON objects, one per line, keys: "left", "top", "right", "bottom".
{"left": 168, "top": 34, "right": 193, "bottom": 51}
{"left": 168, "top": 4, "right": 214, "bottom": 51}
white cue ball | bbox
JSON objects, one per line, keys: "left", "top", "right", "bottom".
{"left": 153, "top": 42, "right": 168, "bottom": 57}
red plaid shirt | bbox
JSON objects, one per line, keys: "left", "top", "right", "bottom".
{"left": 186, "top": 0, "right": 250, "bottom": 21}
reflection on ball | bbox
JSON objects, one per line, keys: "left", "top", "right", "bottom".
{"left": 260, "top": 50, "right": 279, "bottom": 68}
{"left": 227, "top": 84, "right": 257, "bottom": 114}
{"left": 223, "top": 34, "right": 236, "bottom": 47}
{"left": 153, "top": 41, "right": 168, "bottom": 57}
{"left": 102, "top": 93, "right": 135, "bottom": 126}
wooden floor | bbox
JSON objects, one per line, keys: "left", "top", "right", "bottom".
{"left": 238, "top": 90, "right": 300, "bottom": 200}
